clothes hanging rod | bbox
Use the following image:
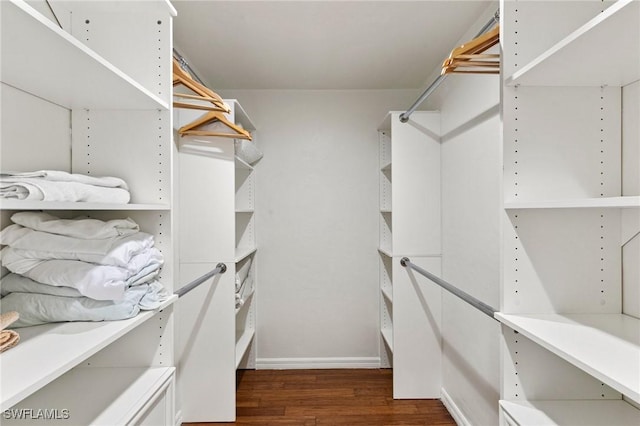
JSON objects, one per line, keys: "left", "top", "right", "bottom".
{"left": 173, "top": 48, "right": 206, "bottom": 86}
{"left": 175, "top": 263, "right": 227, "bottom": 298}
{"left": 399, "top": 10, "right": 500, "bottom": 123}
{"left": 400, "top": 257, "right": 497, "bottom": 320}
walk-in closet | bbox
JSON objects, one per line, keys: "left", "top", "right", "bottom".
{"left": 1, "top": 1, "right": 638, "bottom": 425}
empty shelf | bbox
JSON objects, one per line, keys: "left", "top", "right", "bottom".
{"left": 381, "top": 286, "right": 393, "bottom": 303}
{"left": 500, "top": 399, "right": 640, "bottom": 426}
{"left": 505, "top": 0, "right": 639, "bottom": 87}
{"left": 504, "top": 196, "right": 640, "bottom": 210}
{"left": 381, "top": 328, "right": 393, "bottom": 352}
{"left": 235, "top": 246, "right": 257, "bottom": 263}
{"left": 378, "top": 246, "right": 393, "bottom": 258}
{"left": 495, "top": 313, "right": 640, "bottom": 402}
{"left": 235, "top": 156, "right": 254, "bottom": 171}
{"left": 1, "top": 0, "right": 168, "bottom": 110}
{"left": 3, "top": 367, "right": 174, "bottom": 425}
{"left": 0, "top": 200, "right": 171, "bottom": 211}
{"left": 235, "top": 328, "right": 255, "bottom": 369}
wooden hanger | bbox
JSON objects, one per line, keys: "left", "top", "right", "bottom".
{"left": 174, "top": 93, "right": 232, "bottom": 112}
{"left": 173, "top": 58, "right": 230, "bottom": 113}
{"left": 178, "top": 110, "right": 253, "bottom": 141}
{"left": 442, "top": 25, "right": 500, "bottom": 75}
{"left": 173, "top": 57, "right": 251, "bottom": 140}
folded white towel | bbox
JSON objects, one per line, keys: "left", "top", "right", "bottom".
{"left": 0, "top": 225, "right": 154, "bottom": 268}
{"left": 10, "top": 212, "right": 139, "bottom": 239}
{"left": 1, "top": 247, "right": 163, "bottom": 301}
{"left": 1, "top": 170, "right": 128, "bottom": 189}
{"left": 0, "top": 179, "right": 130, "bottom": 203}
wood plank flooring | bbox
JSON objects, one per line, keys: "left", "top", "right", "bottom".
{"left": 186, "top": 369, "right": 456, "bottom": 425}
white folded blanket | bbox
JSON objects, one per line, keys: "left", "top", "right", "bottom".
{"left": 0, "top": 280, "right": 167, "bottom": 328}
{"left": 1, "top": 273, "right": 95, "bottom": 298}
{"left": 0, "top": 225, "right": 154, "bottom": 268}
{"left": 10, "top": 212, "right": 139, "bottom": 239}
{"left": 1, "top": 273, "right": 165, "bottom": 305}
{"left": 1, "top": 247, "right": 163, "bottom": 301}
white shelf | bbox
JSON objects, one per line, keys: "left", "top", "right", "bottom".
{"left": 3, "top": 367, "right": 174, "bottom": 424}
{"left": 378, "top": 246, "right": 393, "bottom": 258}
{"left": 495, "top": 313, "right": 640, "bottom": 403}
{"left": 0, "top": 200, "right": 171, "bottom": 211}
{"left": 235, "top": 328, "right": 255, "bottom": 369}
{"left": 381, "top": 286, "right": 393, "bottom": 303}
{"left": 380, "top": 208, "right": 392, "bottom": 213}
{"left": 235, "top": 246, "right": 257, "bottom": 263}
{"left": 236, "top": 209, "right": 255, "bottom": 214}
{"left": 377, "top": 113, "right": 392, "bottom": 132}
{"left": 505, "top": 0, "right": 639, "bottom": 87}
{"left": 504, "top": 196, "right": 640, "bottom": 210}
{"left": 381, "top": 328, "right": 393, "bottom": 352}
{"left": 54, "top": 0, "right": 177, "bottom": 17}
{"left": 381, "top": 162, "right": 392, "bottom": 172}
{"left": 500, "top": 400, "right": 640, "bottom": 426}
{"left": 0, "top": 295, "right": 177, "bottom": 409}
{"left": 226, "top": 99, "right": 256, "bottom": 132}
{"left": 1, "top": 0, "right": 169, "bottom": 110}
{"left": 235, "top": 156, "right": 254, "bottom": 171}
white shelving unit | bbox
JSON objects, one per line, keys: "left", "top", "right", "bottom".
{"left": 378, "top": 118, "right": 394, "bottom": 369}
{"left": 0, "top": 1, "right": 177, "bottom": 424}
{"left": 233, "top": 106, "right": 257, "bottom": 378}
{"left": 175, "top": 99, "right": 258, "bottom": 422}
{"left": 499, "top": 1, "right": 640, "bottom": 424}
{"left": 377, "top": 111, "right": 442, "bottom": 398}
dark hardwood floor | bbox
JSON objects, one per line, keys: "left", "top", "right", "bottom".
{"left": 187, "top": 369, "right": 456, "bottom": 425}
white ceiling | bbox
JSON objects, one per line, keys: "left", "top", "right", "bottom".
{"left": 173, "top": 1, "right": 493, "bottom": 90}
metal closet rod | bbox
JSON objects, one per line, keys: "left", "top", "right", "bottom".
{"left": 400, "top": 257, "right": 497, "bottom": 320}
{"left": 173, "top": 48, "right": 207, "bottom": 86}
{"left": 399, "top": 10, "right": 500, "bottom": 123}
{"left": 175, "top": 263, "right": 227, "bottom": 298}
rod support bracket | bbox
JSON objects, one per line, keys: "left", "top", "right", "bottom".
{"left": 399, "top": 114, "right": 409, "bottom": 123}
{"left": 400, "top": 257, "right": 410, "bottom": 267}
{"left": 217, "top": 262, "right": 227, "bottom": 273}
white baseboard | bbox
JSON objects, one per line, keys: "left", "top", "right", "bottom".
{"left": 256, "top": 357, "right": 381, "bottom": 369}
{"left": 441, "top": 387, "right": 471, "bottom": 426}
